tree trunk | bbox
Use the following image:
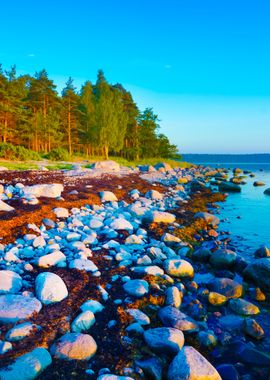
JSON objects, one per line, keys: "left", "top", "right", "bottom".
{"left": 68, "top": 99, "right": 72, "bottom": 155}
{"left": 104, "top": 145, "right": 109, "bottom": 159}
{"left": 3, "top": 115, "right": 8, "bottom": 143}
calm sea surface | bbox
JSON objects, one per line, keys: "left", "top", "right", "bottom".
{"left": 192, "top": 161, "right": 270, "bottom": 258}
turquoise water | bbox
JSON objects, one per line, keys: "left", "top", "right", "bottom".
{"left": 199, "top": 162, "right": 270, "bottom": 257}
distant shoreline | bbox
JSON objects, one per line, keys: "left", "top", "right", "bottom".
{"left": 183, "top": 153, "right": 270, "bottom": 164}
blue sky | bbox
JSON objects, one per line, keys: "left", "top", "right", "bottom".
{"left": 1, "top": 0, "right": 270, "bottom": 153}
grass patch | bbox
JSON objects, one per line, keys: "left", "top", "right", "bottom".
{"left": 46, "top": 163, "right": 73, "bottom": 171}
{"left": 0, "top": 161, "right": 39, "bottom": 171}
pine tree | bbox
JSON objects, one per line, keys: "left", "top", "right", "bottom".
{"left": 114, "top": 84, "right": 139, "bottom": 160}
{"left": 61, "top": 77, "right": 80, "bottom": 155}
{"left": 138, "top": 108, "right": 160, "bottom": 158}
{"left": 79, "top": 81, "right": 96, "bottom": 155}
{"left": 94, "top": 71, "right": 128, "bottom": 159}
{"left": 26, "top": 70, "right": 59, "bottom": 152}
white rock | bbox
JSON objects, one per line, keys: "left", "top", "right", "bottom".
{"left": 89, "top": 218, "right": 103, "bottom": 229}
{"left": 51, "top": 332, "right": 97, "bottom": 360}
{"left": 125, "top": 234, "right": 144, "bottom": 245}
{"left": 0, "top": 348, "right": 52, "bottom": 380}
{"left": 69, "top": 259, "right": 98, "bottom": 272}
{"left": 0, "top": 340, "right": 12, "bottom": 354}
{"left": 0, "top": 270, "right": 22, "bottom": 294}
{"left": 93, "top": 160, "right": 120, "bottom": 171}
{"left": 126, "top": 309, "right": 150, "bottom": 325}
{"left": 165, "top": 286, "right": 182, "bottom": 308}
{"left": 0, "top": 200, "right": 14, "bottom": 212}
{"left": 33, "top": 236, "right": 46, "bottom": 248}
{"left": 167, "top": 346, "right": 221, "bottom": 380}
{"left": 100, "top": 191, "right": 118, "bottom": 202}
{"left": 143, "top": 211, "right": 176, "bottom": 224}
{"left": 37, "top": 250, "right": 66, "bottom": 268}
{"left": 163, "top": 259, "right": 194, "bottom": 278}
{"left": 6, "top": 322, "right": 37, "bottom": 341}
{"left": 80, "top": 299, "right": 104, "bottom": 313}
{"left": 0, "top": 295, "right": 42, "bottom": 324}
{"left": 144, "top": 327, "right": 184, "bottom": 355}
{"left": 53, "top": 207, "right": 69, "bottom": 218}
{"left": 35, "top": 272, "right": 68, "bottom": 305}
{"left": 4, "top": 250, "right": 20, "bottom": 262}
{"left": 133, "top": 266, "right": 164, "bottom": 276}
{"left": 23, "top": 183, "right": 63, "bottom": 198}
{"left": 162, "top": 233, "right": 181, "bottom": 244}
{"left": 71, "top": 310, "right": 96, "bottom": 332}
{"left": 110, "top": 218, "right": 133, "bottom": 231}
{"left": 123, "top": 279, "right": 149, "bottom": 297}
{"left": 145, "top": 189, "right": 163, "bottom": 200}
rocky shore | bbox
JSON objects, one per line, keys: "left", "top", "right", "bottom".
{"left": 0, "top": 161, "right": 270, "bottom": 380}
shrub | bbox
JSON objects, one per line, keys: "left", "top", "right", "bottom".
{"left": 0, "top": 143, "right": 40, "bottom": 161}
{"left": 46, "top": 148, "right": 70, "bottom": 161}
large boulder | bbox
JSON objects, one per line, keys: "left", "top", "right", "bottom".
{"left": 0, "top": 270, "right": 22, "bottom": 294}
{"left": 194, "top": 212, "right": 220, "bottom": 227}
{"left": 144, "top": 327, "right": 184, "bottom": 355}
{"left": 51, "top": 332, "right": 97, "bottom": 360}
{"left": 37, "top": 251, "right": 66, "bottom": 268}
{"left": 158, "top": 306, "right": 199, "bottom": 333}
{"left": 243, "top": 258, "right": 270, "bottom": 289}
{"left": 209, "top": 278, "right": 243, "bottom": 299}
{"left": 142, "top": 211, "right": 176, "bottom": 224}
{"left": 218, "top": 181, "right": 241, "bottom": 193}
{"left": 167, "top": 346, "right": 221, "bottom": 380}
{"left": 123, "top": 279, "right": 149, "bottom": 298}
{"left": 23, "top": 183, "right": 63, "bottom": 198}
{"left": 254, "top": 245, "right": 270, "bottom": 258}
{"left": 35, "top": 272, "right": 68, "bottom": 305}
{"left": 93, "top": 160, "right": 120, "bottom": 171}
{"left": 0, "top": 295, "right": 42, "bottom": 324}
{"left": 209, "top": 249, "right": 237, "bottom": 268}
{"left": 163, "top": 259, "right": 194, "bottom": 278}
{"left": 229, "top": 298, "right": 260, "bottom": 315}
{"left": 0, "top": 348, "right": 52, "bottom": 380}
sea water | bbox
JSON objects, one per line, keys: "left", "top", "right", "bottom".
{"left": 186, "top": 158, "right": 270, "bottom": 258}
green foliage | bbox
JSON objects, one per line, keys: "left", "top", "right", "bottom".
{"left": 0, "top": 64, "right": 180, "bottom": 161}
{"left": 0, "top": 161, "right": 39, "bottom": 170}
{"left": 45, "top": 148, "right": 70, "bottom": 161}
{"left": 0, "top": 143, "right": 40, "bottom": 161}
{"left": 46, "top": 163, "right": 73, "bottom": 170}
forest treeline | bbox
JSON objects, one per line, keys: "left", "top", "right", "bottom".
{"left": 0, "top": 65, "right": 179, "bottom": 160}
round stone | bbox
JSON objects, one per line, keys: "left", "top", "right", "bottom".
{"left": 0, "top": 270, "right": 22, "bottom": 294}
{"left": 51, "top": 332, "right": 97, "bottom": 360}
{"left": 0, "top": 295, "right": 42, "bottom": 324}
{"left": 35, "top": 272, "right": 68, "bottom": 305}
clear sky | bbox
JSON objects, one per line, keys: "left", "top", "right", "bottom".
{"left": 1, "top": 0, "right": 270, "bottom": 153}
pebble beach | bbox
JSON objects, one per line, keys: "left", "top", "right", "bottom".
{"left": 0, "top": 160, "right": 270, "bottom": 380}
